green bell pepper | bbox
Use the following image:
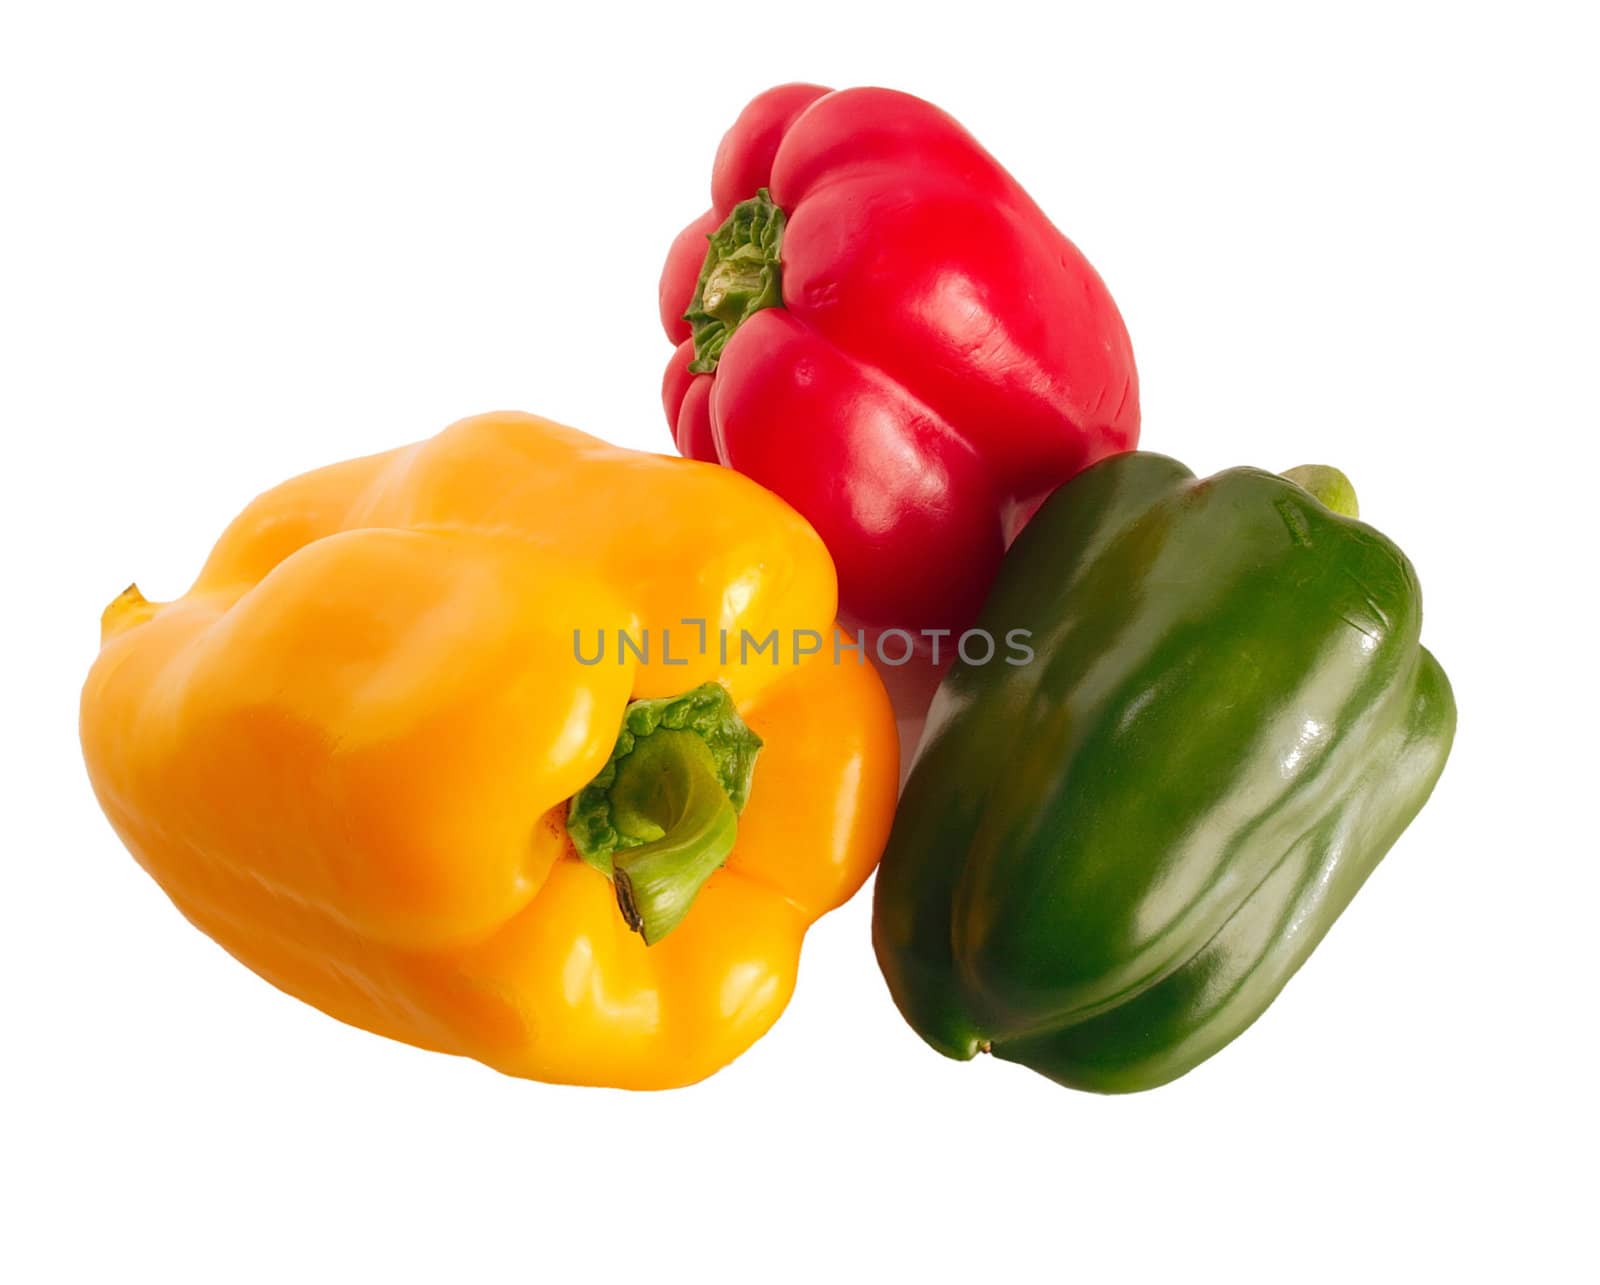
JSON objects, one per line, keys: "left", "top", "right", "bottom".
{"left": 872, "top": 452, "right": 1455, "bottom": 1093}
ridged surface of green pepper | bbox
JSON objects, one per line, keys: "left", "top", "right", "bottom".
{"left": 872, "top": 452, "right": 1455, "bottom": 1092}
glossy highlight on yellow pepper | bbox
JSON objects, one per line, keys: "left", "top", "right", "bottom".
{"left": 80, "top": 412, "right": 899, "bottom": 1088}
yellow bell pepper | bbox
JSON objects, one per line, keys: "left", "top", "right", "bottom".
{"left": 80, "top": 412, "right": 899, "bottom": 1088}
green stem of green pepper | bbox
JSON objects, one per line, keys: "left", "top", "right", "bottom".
{"left": 1282, "top": 464, "right": 1360, "bottom": 518}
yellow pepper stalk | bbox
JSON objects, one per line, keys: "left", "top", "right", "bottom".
{"left": 80, "top": 412, "right": 899, "bottom": 1088}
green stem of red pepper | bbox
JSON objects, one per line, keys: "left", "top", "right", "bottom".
{"left": 683, "top": 189, "right": 786, "bottom": 374}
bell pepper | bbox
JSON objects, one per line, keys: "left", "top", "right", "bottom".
{"left": 658, "top": 83, "right": 1140, "bottom": 653}
{"left": 872, "top": 454, "right": 1455, "bottom": 1093}
{"left": 80, "top": 412, "right": 899, "bottom": 1089}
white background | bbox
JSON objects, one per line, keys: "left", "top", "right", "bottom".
{"left": 4, "top": 2, "right": 1595, "bottom": 1280}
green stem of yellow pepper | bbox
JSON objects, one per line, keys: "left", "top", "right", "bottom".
{"left": 607, "top": 732, "right": 739, "bottom": 944}
{"left": 566, "top": 682, "right": 762, "bottom": 944}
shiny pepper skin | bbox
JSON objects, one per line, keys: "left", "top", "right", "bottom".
{"left": 872, "top": 453, "right": 1455, "bottom": 1093}
{"left": 81, "top": 412, "right": 899, "bottom": 1089}
{"left": 659, "top": 83, "right": 1140, "bottom": 655}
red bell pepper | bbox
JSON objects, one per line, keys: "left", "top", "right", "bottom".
{"left": 660, "top": 83, "right": 1140, "bottom": 651}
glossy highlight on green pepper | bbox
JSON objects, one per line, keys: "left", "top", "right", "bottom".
{"left": 872, "top": 452, "right": 1456, "bottom": 1093}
